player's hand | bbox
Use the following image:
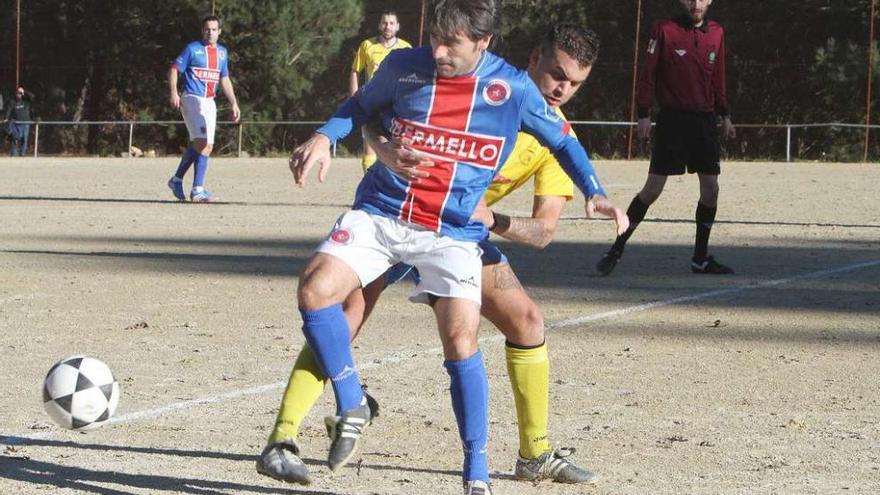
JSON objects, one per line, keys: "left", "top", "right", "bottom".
{"left": 636, "top": 117, "right": 652, "bottom": 142}
{"left": 584, "top": 199, "right": 598, "bottom": 219}
{"left": 470, "top": 198, "right": 494, "bottom": 228}
{"left": 377, "top": 138, "right": 435, "bottom": 182}
{"left": 587, "top": 195, "right": 629, "bottom": 236}
{"left": 721, "top": 117, "right": 736, "bottom": 140}
{"left": 169, "top": 93, "right": 181, "bottom": 109}
{"left": 231, "top": 103, "right": 241, "bottom": 123}
{"left": 290, "top": 133, "right": 332, "bottom": 187}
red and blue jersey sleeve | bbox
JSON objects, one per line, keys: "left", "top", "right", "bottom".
{"left": 518, "top": 79, "right": 606, "bottom": 198}
{"left": 173, "top": 44, "right": 191, "bottom": 72}
{"left": 317, "top": 52, "right": 399, "bottom": 142}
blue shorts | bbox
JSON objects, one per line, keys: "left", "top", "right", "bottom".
{"left": 384, "top": 238, "right": 507, "bottom": 287}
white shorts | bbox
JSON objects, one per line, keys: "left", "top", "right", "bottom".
{"left": 180, "top": 94, "right": 217, "bottom": 144}
{"left": 316, "top": 210, "right": 483, "bottom": 305}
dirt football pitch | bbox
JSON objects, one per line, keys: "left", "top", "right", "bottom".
{"left": 1, "top": 157, "right": 878, "bottom": 494}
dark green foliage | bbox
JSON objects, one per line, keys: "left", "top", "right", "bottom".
{"left": 0, "top": 0, "right": 877, "bottom": 159}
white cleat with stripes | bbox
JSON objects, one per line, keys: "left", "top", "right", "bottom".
{"left": 324, "top": 396, "right": 372, "bottom": 471}
{"left": 514, "top": 447, "right": 598, "bottom": 484}
{"left": 463, "top": 479, "right": 493, "bottom": 494}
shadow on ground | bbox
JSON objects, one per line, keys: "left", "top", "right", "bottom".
{"left": 0, "top": 437, "right": 465, "bottom": 494}
{"left": 3, "top": 234, "right": 877, "bottom": 311}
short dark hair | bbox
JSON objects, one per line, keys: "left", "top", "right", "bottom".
{"left": 202, "top": 15, "right": 222, "bottom": 29}
{"left": 380, "top": 10, "right": 398, "bottom": 20}
{"left": 429, "top": 0, "right": 498, "bottom": 42}
{"left": 540, "top": 24, "right": 600, "bottom": 68}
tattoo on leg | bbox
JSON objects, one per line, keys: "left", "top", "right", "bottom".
{"left": 492, "top": 264, "right": 522, "bottom": 290}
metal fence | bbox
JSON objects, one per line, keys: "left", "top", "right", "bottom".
{"left": 10, "top": 120, "right": 880, "bottom": 162}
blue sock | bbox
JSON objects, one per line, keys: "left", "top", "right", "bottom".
{"left": 300, "top": 304, "right": 363, "bottom": 415}
{"left": 174, "top": 147, "right": 198, "bottom": 179}
{"left": 193, "top": 153, "right": 209, "bottom": 188}
{"left": 444, "top": 351, "right": 489, "bottom": 482}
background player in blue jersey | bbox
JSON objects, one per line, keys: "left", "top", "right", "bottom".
{"left": 286, "top": 1, "right": 625, "bottom": 493}
{"left": 167, "top": 15, "right": 241, "bottom": 203}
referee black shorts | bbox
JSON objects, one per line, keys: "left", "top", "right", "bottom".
{"left": 649, "top": 108, "right": 720, "bottom": 176}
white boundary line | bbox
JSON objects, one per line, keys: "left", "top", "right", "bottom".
{"left": 548, "top": 258, "right": 880, "bottom": 329}
{"left": 3, "top": 258, "right": 878, "bottom": 446}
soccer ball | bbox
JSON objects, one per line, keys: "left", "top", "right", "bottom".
{"left": 42, "top": 355, "right": 120, "bottom": 431}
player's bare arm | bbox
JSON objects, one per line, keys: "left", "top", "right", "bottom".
{"left": 349, "top": 70, "right": 360, "bottom": 97}
{"left": 484, "top": 195, "right": 567, "bottom": 249}
{"left": 220, "top": 76, "right": 241, "bottom": 122}
{"left": 289, "top": 133, "right": 332, "bottom": 187}
{"left": 168, "top": 68, "right": 180, "bottom": 109}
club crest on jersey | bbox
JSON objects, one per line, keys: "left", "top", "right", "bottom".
{"left": 708, "top": 51, "right": 716, "bottom": 64}
{"left": 329, "top": 228, "right": 353, "bottom": 245}
{"left": 482, "top": 79, "right": 511, "bottom": 106}
{"left": 390, "top": 118, "right": 505, "bottom": 170}
{"left": 647, "top": 39, "right": 657, "bottom": 54}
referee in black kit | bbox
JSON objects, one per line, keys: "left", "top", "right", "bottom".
{"left": 597, "top": 0, "right": 736, "bottom": 276}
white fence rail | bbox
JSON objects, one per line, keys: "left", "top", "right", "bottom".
{"left": 12, "top": 120, "right": 880, "bottom": 162}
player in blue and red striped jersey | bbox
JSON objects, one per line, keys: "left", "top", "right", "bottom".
{"left": 286, "top": 2, "right": 626, "bottom": 493}
{"left": 167, "top": 15, "right": 240, "bottom": 203}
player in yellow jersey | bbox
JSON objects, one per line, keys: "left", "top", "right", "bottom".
{"left": 258, "top": 24, "right": 611, "bottom": 486}
{"left": 349, "top": 10, "right": 412, "bottom": 172}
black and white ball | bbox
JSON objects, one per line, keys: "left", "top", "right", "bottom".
{"left": 42, "top": 355, "right": 120, "bottom": 430}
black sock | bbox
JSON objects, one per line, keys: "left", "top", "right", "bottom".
{"left": 611, "top": 195, "right": 649, "bottom": 254}
{"left": 694, "top": 202, "right": 717, "bottom": 261}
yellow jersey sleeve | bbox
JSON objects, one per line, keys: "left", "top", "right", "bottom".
{"left": 352, "top": 40, "right": 370, "bottom": 73}
{"left": 533, "top": 152, "right": 575, "bottom": 199}
{"left": 353, "top": 38, "right": 413, "bottom": 80}
{"left": 484, "top": 107, "right": 575, "bottom": 205}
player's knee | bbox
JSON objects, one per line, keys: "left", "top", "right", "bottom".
{"left": 192, "top": 140, "right": 211, "bottom": 155}
{"left": 639, "top": 188, "right": 662, "bottom": 205}
{"left": 701, "top": 182, "right": 719, "bottom": 201}
{"left": 503, "top": 303, "right": 545, "bottom": 347}
{"left": 297, "top": 276, "right": 336, "bottom": 310}
{"left": 640, "top": 175, "right": 667, "bottom": 203}
{"left": 443, "top": 333, "right": 479, "bottom": 360}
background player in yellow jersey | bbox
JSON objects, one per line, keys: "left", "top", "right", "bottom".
{"left": 349, "top": 10, "right": 412, "bottom": 172}
{"left": 258, "top": 24, "right": 613, "bottom": 486}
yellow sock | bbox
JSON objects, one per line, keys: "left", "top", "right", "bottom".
{"left": 506, "top": 342, "right": 551, "bottom": 459}
{"left": 361, "top": 154, "right": 377, "bottom": 172}
{"left": 267, "top": 345, "right": 327, "bottom": 445}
